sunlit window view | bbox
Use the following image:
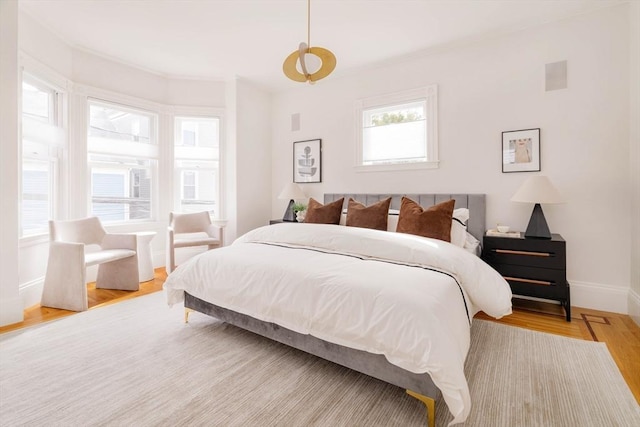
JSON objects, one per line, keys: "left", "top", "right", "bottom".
{"left": 21, "top": 77, "right": 63, "bottom": 236}
{"left": 362, "top": 101, "right": 427, "bottom": 165}
{"left": 88, "top": 102, "right": 157, "bottom": 222}
{"left": 174, "top": 117, "right": 220, "bottom": 216}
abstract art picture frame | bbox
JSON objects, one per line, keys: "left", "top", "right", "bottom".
{"left": 502, "top": 128, "right": 541, "bottom": 173}
{"left": 293, "top": 139, "right": 322, "bottom": 183}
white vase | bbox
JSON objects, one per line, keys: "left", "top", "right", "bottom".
{"left": 296, "top": 210, "right": 306, "bottom": 222}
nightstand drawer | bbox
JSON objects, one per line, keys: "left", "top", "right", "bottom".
{"left": 492, "top": 264, "right": 568, "bottom": 299}
{"left": 483, "top": 238, "right": 565, "bottom": 270}
{"left": 492, "top": 264, "right": 566, "bottom": 286}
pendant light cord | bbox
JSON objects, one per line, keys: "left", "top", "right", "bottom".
{"left": 307, "top": 0, "right": 311, "bottom": 49}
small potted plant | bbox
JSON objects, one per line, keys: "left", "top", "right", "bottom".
{"left": 293, "top": 202, "right": 307, "bottom": 222}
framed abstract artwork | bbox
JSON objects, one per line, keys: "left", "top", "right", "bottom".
{"left": 293, "top": 139, "right": 322, "bottom": 183}
{"left": 502, "top": 128, "right": 541, "bottom": 173}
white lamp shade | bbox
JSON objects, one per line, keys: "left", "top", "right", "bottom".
{"left": 511, "top": 176, "right": 565, "bottom": 204}
{"left": 278, "top": 182, "right": 306, "bottom": 200}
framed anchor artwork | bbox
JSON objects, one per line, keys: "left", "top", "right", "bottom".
{"left": 293, "top": 139, "right": 322, "bottom": 183}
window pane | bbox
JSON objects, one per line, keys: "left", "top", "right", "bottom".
{"left": 361, "top": 101, "right": 427, "bottom": 165}
{"left": 21, "top": 160, "right": 51, "bottom": 235}
{"left": 90, "top": 156, "right": 152, "bottom": 222}
{"left": 179, "top": 168, "right": 216, "bottom": 214}
{"left": 182, "top": 171, "right": 196, "bottom": 200}
{"left": 364, "top": 102, "right": 425, "bottom": 127}
{"left": 89, "top": 104, "right": 151, "bottom": 143}
{"left": 21, "top": 75, "right": 61, "bottom": 237}
{"left": 175, "top": 117, "right": 219, "bottom": 148}
{"left": 22, "top": 82, "right": 53, "bottom": 123}
{"left": 363, "top": 120, "right": 426, "bottom": 164}
{"left": 175, "top": 116, "right": 220, "bottom": 217}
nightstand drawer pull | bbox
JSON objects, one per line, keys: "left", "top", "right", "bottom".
{"left": 503, "top": 276, "right": 553, "bottom": 286}
{"left": 494, "top": 249, "right": 552, "bottom": 257}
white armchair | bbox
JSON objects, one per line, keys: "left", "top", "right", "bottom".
{"left": 41, "top": 217, "right": 139, "bottom": 312}
{"left": 166, "top": 211, "right": 223, "bottom": 274}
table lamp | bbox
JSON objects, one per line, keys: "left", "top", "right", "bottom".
{"left": 511, "top": 175, "right": 564, "bottom": 239}
{"left": 278, "top": 182, "right": 306, "bottom": 222}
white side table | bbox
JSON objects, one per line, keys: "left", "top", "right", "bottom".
{"left": 135, "top": 231, "right": 157, "bottom": 282}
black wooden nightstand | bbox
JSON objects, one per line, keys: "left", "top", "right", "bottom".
{"left": 482, "top": 233, "right": 571, "bottom": 321}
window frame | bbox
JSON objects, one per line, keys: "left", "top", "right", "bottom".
{"left": 87, "top": 99, "right": 159, "bottom": 224}
{"left": 355, "top": 85, "right": 439, "bottom": 172}
{"left": 173, "top": 114, "right": 222, "bottom": 219}
{"left": 19, "top": 72, "right": 66, "bottom": 238}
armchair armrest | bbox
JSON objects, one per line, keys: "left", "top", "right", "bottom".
{"left": 205, "top": 224, "right": 224, "bottom": 246}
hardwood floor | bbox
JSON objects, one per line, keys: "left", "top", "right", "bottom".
{"left": 2, "top": 272, "right": 638, "bottom": 405}
{"left": 0, "top": 268, "right": 166, "bottom": 334}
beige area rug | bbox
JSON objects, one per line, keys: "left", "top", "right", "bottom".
{"left": 1, "top": 292, "right": 639, "bottom": 427}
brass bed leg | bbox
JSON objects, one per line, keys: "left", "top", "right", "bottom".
{"left": 406, "top": 390, "right": 435, "bottom": 427}
{"left": 184, "top": 308, "right": 194, "bottom": 323}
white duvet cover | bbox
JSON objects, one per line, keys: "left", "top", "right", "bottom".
{"left": 164, "top": 223, "right": 512, "bottom": 424}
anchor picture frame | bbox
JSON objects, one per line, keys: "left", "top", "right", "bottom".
{"left": 293, "top": 139, "right": 322, "bottom": 183}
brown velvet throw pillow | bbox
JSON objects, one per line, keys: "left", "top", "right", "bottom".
{"left": 345, "top": 197, "right": 392, "bottom": 231}
{"left": 396, "top": 197, "right": 455, "bottom": 242}
{"left": 304, "top": 197, "right": 344, "bottom": 224}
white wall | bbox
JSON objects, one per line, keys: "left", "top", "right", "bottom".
{"left": 629, "top": 1, "right": 640, "bottom": 326}
{"left": 235, "top": 79, "right": 272, "bottom": 237}
{"left": 271, "top": 4, "right": 634, "bottom": 314}
{"left": 0, "top": 0, "right": 23, "bottom": 326}
{"left": 18, "top": 10, "right": 73, "bottom": 78}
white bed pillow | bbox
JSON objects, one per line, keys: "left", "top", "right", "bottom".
{"left": 450, "top": 208, "right": 470, "bottom": 248}
{"left": 463, "top": 231, "right": 481, "bottom": 256}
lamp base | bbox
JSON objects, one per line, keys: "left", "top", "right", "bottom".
{"left": 524, "top": 203, "right": 552, "bottom": 239}
{"left": 282, "top": 199, "right": 297, "bottom": 222}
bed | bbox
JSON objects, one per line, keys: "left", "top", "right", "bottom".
{"left": 164, "top": 193, "right": 512, "bottom": 426}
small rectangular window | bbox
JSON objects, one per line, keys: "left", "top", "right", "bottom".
{"left": 356, "top": 85, "right": 438, "bottom": 171}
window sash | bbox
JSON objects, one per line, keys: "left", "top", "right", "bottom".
{"left": 88, "top": 102, "right": 153, "bottom": 143}
{"left": 175, "top": 116, "right": 219, "bottom": 148}
{"left": 362, "top": 119, "right": 427, "bottom": 164}
{"left": 20, "top": 73, "right": 64, "bottom": 237}
{"left": 89, "top": 160, "right": 154, "bottom": 222}
{"left": 88, "top": 100, "right": 158, "bottom": 223}
{"left": 21, "top": 158, "right": 56, "bottom": 236}
{"left": 355, "top": 85, "right": 438, "bottom": 171}
{"left": 174, "top": 116, "right": 220, "bottom": 217}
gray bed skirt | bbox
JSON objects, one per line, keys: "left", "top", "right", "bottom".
{"left": 184, "top": 292, "right": 440, "bottom": 399}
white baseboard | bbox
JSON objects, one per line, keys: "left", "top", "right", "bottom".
{"left": 629, "top": 289, "right": 640, "bottom": 327}
{"left": 0, "top": 295, "right": 24, "bottom": 326}
{"left": 19, "top": 277, "right": 44, "bottom": 309}
{"left": 570, "top": 280, "right": 630, "bottom": 314}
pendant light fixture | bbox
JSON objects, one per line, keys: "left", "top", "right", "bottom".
{"left": 283, "top": 0, "right": 336, "bottom": 84}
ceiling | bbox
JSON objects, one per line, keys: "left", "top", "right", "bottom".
{"left": 20, "top": 0, "right": 625, "bottom": 92}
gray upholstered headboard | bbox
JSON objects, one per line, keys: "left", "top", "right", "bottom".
{"left": 324, "top": 193, "right": 486, "bottom": 241}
